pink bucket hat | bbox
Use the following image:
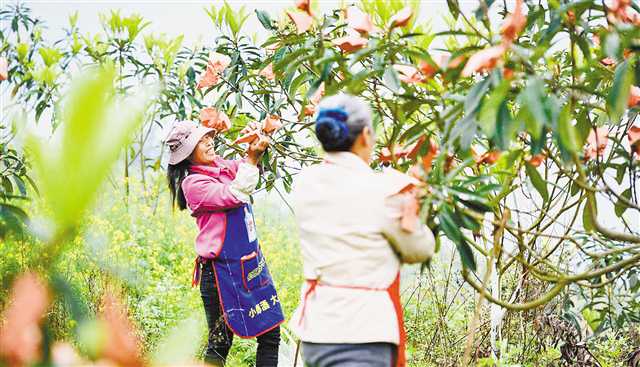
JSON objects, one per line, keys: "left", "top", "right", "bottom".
{"left": 166, "top": 121, "right": 214, "bottom": 165}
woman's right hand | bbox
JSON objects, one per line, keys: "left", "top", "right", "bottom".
{"left": 247, "top": 133, "right": 270, "bottom": 166}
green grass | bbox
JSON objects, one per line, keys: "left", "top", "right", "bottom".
{"left": 0, "top": 174, "right": 303, "bottom": 365}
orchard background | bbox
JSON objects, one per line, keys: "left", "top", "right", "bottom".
{"left": 0, "top": 0, "right": 639, "bottom": 366}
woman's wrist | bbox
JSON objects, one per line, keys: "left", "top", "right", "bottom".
{"left": 246, "top": 152, "right": 261, "bottom": 166}
{"left": 245, "top": 134, "right": 269, "bottom": 166}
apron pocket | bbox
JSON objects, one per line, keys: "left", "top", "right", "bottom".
{"left": 240, "top": 251, "right": 269, "bottom": 291}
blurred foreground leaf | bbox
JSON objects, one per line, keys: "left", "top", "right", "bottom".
{"left": 151, "top": 316, "right": 203, "bottom": 365}
{"left": 28, "top": 66, "right": 155, "bottom": 235}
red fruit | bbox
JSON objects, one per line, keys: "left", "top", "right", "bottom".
{"left": 346, "top": 6, "right": 373, "bottom": 35}
{"left": 628, "top": 86, "right": 640, "bottom": 108}
{"left": 0, "top": 273, "right": 50, "bottom": 367}
{"left": 0, "top": 57, "right": 8, "bottom": 81}
{"left": 628, "top": 125, "right": 640, "bottom": 158}
{"left": 287, "top": 11, "right": 313, "bottom": 34}
{"left": 476, "top": 150, "right": 501, "bottom": 165}
{"left": 418, "top": 60, "right": 438, "bottom": 79}
{"left": 461, "top": 45, "right": 507, "bottom": 77}
{"left": 262, "top": 115, "right": 283, "bottom": 134}
{"left": 500, "top": 0, "right": 526, "bottom": 45}
{"left": 503, "top": 67, "right": 514, "bottom": 80}
{"left": 259, "top": 63, "right": 275, "bottom": 80}
{"left": 295, "top": 0, "right": 312, "bottom": 15}
{"left": 584, "top": 127, "right": 609, "bottom": 161}
{"left": 234, "top": 131, "right": 260, "bottom": 144}
{"left": 389, "top": 7, "right": 413, "bottom": 29}
{"left": 393, "top": 64, "right": 425, "bottom": 84}
{"left": 197, "top": 67, "right": 219, "bottom": 90}
{"left": 528, "top": 153, "right": 546, "bottom": 167}
{"left": 421, "top": 139, "right": 439, "bottom": 173}
{"left": 200, "top": 107, "right": 232, "bottom": 133}
{"left": 332, "top": 35, "right": 368, "bottom": 53}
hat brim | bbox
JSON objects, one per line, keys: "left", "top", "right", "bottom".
{"left": 168, "top": 125, "right": 215, "bottom": 165}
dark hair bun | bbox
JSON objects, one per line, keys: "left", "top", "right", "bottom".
{"left": 315, "top": 108, "right": 349, "bottom": 151}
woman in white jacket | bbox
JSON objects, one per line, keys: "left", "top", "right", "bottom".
{"left": 290, "top": 94, "right": 436, "bottom": 367}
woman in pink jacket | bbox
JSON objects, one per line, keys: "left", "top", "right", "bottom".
{"left": 165, "top": 121, "right": 284, "bottom": 366}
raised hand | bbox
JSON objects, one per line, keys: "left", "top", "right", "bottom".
{"left": 246, "top": 133, "right": 270, "bottom": 166}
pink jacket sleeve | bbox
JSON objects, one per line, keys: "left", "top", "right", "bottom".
{"left": 216, "top": 156, "right": 248, "bottom": 173}
{"left": 182, "top": 174, "right": 244, "bottom": 214}
{"left": 221, "top": 157, "right": 243, "bottom": 172}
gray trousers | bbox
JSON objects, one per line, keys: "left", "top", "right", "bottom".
{"left": 301, "top": 342, "right": 396, "bottom": 367}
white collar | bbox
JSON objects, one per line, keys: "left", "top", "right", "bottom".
{"left": 324, "top": 151, "right": 371, "bottom": 172}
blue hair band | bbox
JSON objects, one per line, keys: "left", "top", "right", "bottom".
{"left": 316, "top": 107, "right": 349, "bottom": 142}
{"left": 317, "top": 107, "right": 348, "bottom": 122}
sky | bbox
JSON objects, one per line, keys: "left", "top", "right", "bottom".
{"left": 21, "top": 0, "right": 480, "bottom": 47}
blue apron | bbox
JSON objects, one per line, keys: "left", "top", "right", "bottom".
{"left": 210, "top": 204, "right": 284, "bottom": 338}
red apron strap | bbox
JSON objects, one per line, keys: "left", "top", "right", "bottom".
{"left": 386, "top": 272, "right": 406, "bottom": 367}
{"left": 297, "top": 274, "right": 405, "bottom": 367}
{"left": 298, "top": 279, "right": 318, "bottom": 326}
{"left": 191, "top": 257, "right": 201, "bottom": 287}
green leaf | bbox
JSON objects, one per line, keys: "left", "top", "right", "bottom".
{"left": 12, "top": 175, "right": 27, "bottom": 196}
{"left": 344, "top": 70, "right": 368, "bottom": 95}
{"left": 402, "top": 99, "right": 423, "bottom": 119}
{"left": 474, "top": 0, "right": 495, "bottom": 21}
{"left": 455, "top": 205, "right": 481, "bottom": 232}
{"left": 615, "top": 164, "right": 626, "bottom": 185}
{"left": 447, "top": 0, "right": 460, "bottom": 20}
{"left": 458, "top": 198, "right": 492, "bottom": 213}
{"left": 556, "top": 104, "right": 580, "bottom": 156}
{"left": 223, "top": 2, "right": 240, "bottom": 35}
{"left": 320, "top": 62, "right": 333, "bottom": 82}
{"left": 16, "top": 42, "right": 29, "bottom": 61}
{"left": 477, "top": 81, "right": 509, "bottom": 139}
{"left": 464, "top": 76, "right": 491, "bottom": 114}
{"left": 0, "top": 203, "right": 28, "bottom": 237}
{"left": 306, "top": 79, "right": 323, "bottom": 100}
{"left": 493, "top": 149, "right": 522, "bottom": 184}
{"left": 204, "top": 5, "right": 218, "bottom": 26}
{"left": 438, "top": 206, "right": 477, "bottom": 271}
{"left": 575, "top": 35, "right": 591, "bottom": 62}
{"left": 288, "top": 73, "right": 307, "bottom": 98}
{"left": 525, "top": 162, "right": 549, "bottom": 203}
{"left": 614, "top": 188, "right": 632, "bottom": 217}
{"left": 255, "top": 10, "right": 275, "bottom": 30}
{"left": 583, "top": 196, "right": 597, "bottom": 232}
{"left": 383, "top": 66, "right": 402, "bottom": 94}
{"left": 34, "top": 66, "right": 59, "bottom": 87}
{"left": 273, "top": 48, "right": 308, "bottom": 73}
{"left": 69, "top": 11, "right": 79, "bottom": 28}
{"left": 575, "top": 112, "right": 591, "bottom": 148}
{"left": 518, "top": 77, "right": 547, "bottom": 140}
{"left": 581, "top": 307, "right": 602, "bottom": 332}
{"left": 540, "top": 15, "right": 562, "bottom": 45}
{"left": 607, "top": 60, "right": 633, "bottom": 121}
{"left": 450, "top": 186, "right": 491, "bottom": 205}
{"left": 494, "top": 100, "right": 515, "bottom": 150}
{"left": 39, "top": 47, "right": 63, "bottom": 67}
{"left": 2, "top": 176, "right": 13, "bottom": 194}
